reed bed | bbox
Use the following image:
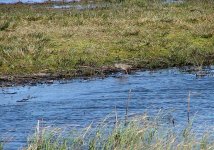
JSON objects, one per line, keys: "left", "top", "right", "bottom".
{"left": 24, "top": 113, "right": 214, "bottom": 150}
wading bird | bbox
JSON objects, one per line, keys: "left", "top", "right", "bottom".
{"left": 114, "top": 63, "right": 132, "bottom": 74}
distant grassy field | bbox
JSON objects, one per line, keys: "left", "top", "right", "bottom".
{"left": 0, "top": 0, "right": 214, "bottom": 77}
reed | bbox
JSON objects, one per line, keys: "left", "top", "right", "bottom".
{"left": 25, "top": 113, "right": 214, "bottom": 150}
{"left": 125, "top": 89, "right": 132, "bottom": 125}
{"left": 0, "top": 142, "right": 3, "bottom": 150}
{"left": 187, "top": 91, "right": 191, "bottom": 123}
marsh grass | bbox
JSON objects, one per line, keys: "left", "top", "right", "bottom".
{"left": 0, "top": 0, "right": 214, "bottom": 76}
{"left": 0, "top": 142, "right": 3, "bottom": 150}
{"left": 25, "top": 113, "right": 214, "bottom": 150}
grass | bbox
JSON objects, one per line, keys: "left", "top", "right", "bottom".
{"left": 0, "top": 142, "right": 3, "bottom": 150}
{"left": 0, "top": 0, "right": 214, "bottom": 77}
{"left": 24, "top": 113, "right": 214, "bottom": 150}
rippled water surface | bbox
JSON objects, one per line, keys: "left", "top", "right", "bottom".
{"left": 0, "top": 0, "right": 44, "bottom": 3}
{"left": 0, "top": 0, "right": 79, "bottom": 3}
{"left": 0, "top": 69, "right": 214, "bottom": 149}
{"left": 0, "top": 0, "right": 182, "bottom": 4}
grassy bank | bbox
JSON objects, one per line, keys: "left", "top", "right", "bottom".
{"left": 0, "top": 0, "right": 214, "bottom": 77}
{"left": 24, "top": 114, "right": 214, "bottom": 150}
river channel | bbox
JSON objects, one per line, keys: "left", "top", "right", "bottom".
{"left": 0, "top": 68, "right": 214, "bottom": 149}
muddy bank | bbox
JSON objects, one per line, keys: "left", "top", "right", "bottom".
{"left": 0, "top": 66, "right": 127, "bottom": 87}
{"left": 1, "top": 65, "right": 214, "bottom": 87}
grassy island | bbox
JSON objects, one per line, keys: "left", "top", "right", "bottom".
{"left": 0, "top": 0, "right": 214, "bottom": 81}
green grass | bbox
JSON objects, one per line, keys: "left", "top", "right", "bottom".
{"left": 0, "top": 0, "right": 214, "bottom": 76}
{"left": 25, "top": 113, "right": 214, "bottom": 150}
{"left": 0, "top": 141, "right": 3, "bottom": 150}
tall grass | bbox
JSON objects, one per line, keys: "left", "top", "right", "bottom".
{"left": 25, "top": 113, "right": 214, "bottom": 150}
{"left": 0, "top": 141, "right": 3, "bottom": 150}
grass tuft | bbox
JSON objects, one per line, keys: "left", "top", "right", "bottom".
{"left": 25, "top": 113, "right": 214, "bottom": 150}
{"left": 0, "top": 21, "right": 10, "bottom": 31}
{"left": 0, "top": 141, "right": 3, "bottom": 150}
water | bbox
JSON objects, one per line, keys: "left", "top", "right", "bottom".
{"left": 0, "top": 68, "right": 214, "bottom": 149}
{"left": 51, "top": 4, "right": 107, "bottom": 10}
{"left": 0, "top": 0, "right": 109, "bottom": 10}
{"left": 0, "top": 0, "right": 183, "bottom": 4}
{"left": 0, "top": 0, "right": 79, "bottom": 4}
{"left": 0, "top": 0, "right": 44, "bottom": 3}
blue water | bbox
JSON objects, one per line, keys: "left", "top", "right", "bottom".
{"left": 0, "top": 0, "right": 182, "bottom": 4}
{"left": 0, "top": 68, "right": 214, "bottom": 149}
{"left": 0, "top": 0, "right": 45, "bottom": 3}
{"left": 0, "top": 0, "right": 79, "bottom": 4}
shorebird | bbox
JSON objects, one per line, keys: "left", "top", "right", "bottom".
{"left": 114, "top": 63, "right": 132, "bottom": 74}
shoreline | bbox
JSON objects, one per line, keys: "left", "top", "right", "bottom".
{"left": 0, "top": 65, "right": 128, "bottom": 87}
{"left": 1, "top": 65, "right": 213, "bottom": 87}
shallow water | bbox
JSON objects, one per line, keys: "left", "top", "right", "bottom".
{"left": 51, "top": 3, "right": 108, "bottom": 10}
{"left": 0, "top": 0, "right": 182, "bottom": 4}
{"left": 0, "top": 0, "right": 79, "bottom": 4}
{"left": 0, "top": 68, "right": 214, "bottom": 149}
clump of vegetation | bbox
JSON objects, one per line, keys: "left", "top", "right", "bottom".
{"left": 25, "top": 114, "right": 214, "bottom": 150}
{"left": 0, "top": 141, "right": 3, "bottom": 150}
{"left": 0, "top": 21, "right": 10, "bottom": 31}
{"left": 0, "top": 0, "right": 214, "bottom": 77}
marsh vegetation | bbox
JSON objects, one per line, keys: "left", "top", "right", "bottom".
{"left": 0, "top": 0, "right": 214, "bottom": 80}
{"left": 25, "top": 113, "right": 214, "bottom": 150}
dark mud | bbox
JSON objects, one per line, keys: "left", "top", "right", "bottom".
{"left": 1, "top": 65, "right": 214, "bottom": 87}
{"left": 0, "top": 66, "right": 124, "bottom": 87}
